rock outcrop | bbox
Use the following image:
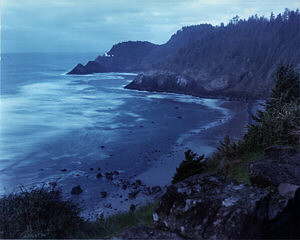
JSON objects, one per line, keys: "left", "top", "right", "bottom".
{"left": 120, "top": 164, "right": 300, "bottom": 239}
{"left": 248, "top": 145, "right": 300, "bottom": 187}
{"left": 120, "top": 226, "right": 183, "bottom": 239}
{"left": 265, "top": 187, "right": 300, "bottom": 239}
{"left": 153, "top": 173, "right": 271, "bottom": 239}
{"left": 125, "top": 71, "right": 207, "bottom": 96}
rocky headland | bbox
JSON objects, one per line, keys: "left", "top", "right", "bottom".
{"left": 68, "top": 10, "right": 300, "bottom": 100}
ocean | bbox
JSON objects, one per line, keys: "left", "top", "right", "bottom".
{"left": 0, "top": 53, "right": 233, "bottom": 217}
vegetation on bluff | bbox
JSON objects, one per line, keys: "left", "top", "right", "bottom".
{"left": 173, "top": 64, "right": 300, "bottom": 184}
{"left": 0, "top": 187, "right": 82, "bottom": 239}
{"left": 0, "top": 186, "right": 156, "bottom": 239}
{"left": 172, "top": 150, "right": 204, "bottom": 184}
{"left": 72, "top": 9, "right": 299, "bottom": 100}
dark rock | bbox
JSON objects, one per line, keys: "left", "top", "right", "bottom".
{"left": 96, "top": 173, "right": 103, "bottom": 178}
{"left": 248, "top": 145, "right": 300, "bottom": 187}
{"left": 90, "top": 168, "right": 94, "bottom": 171}
{"left": 105, "top": 172, "right": 113, "bottom": 180}
{"left": 154, "top": 173, "right": 270, "bottom": 239}
{"left": 98, "top": 168, "right": 101, "bottom": 171}
{"left": 143, "top": 187, "right": 152, "bottom": 196}
{"left": 122, "top": 184, "right": 128, "bottom": 190}
{"left": 71, "top": 185, "right": 83, "bottom": 195}
{"left": 135, "top": 179, "right": 142, "bottom": 186}
{"left": 113, "top": 170, "right": 120, "bottom": 175}
{"left": 60, "top": 169, "right": 67, "bottom": 172}
{"left": 130, "top": 204, "right": 136, "bottom": 212}
{"left": 128, "top": 190, "right": 140, "bottom": 200}
{"left": 264, "top": 145, "right": 296, "bottom": 159}
{"left": 267, "top": 192, "right": 288, "bottom": 221}
{"left": 68, "top": 63, "right": 88, "bottom": 75}
{"left": 265, "top": 187, "right": 300, "bottom": 238}
{"left": 104, "top": 203, "right": 112, "bottom": 209}
{"left": 151, "top": 186, "right": 162, "bottom": 194}
{"left": 100, "top": 145, "right": 105, "bottom": 148}
{"left": 49, "top": 182, "right": 57, "bottom": 188}
{"left": 125, "top": 72, "right": 203, "bottom": 97}
{"left": 101, "top": 191, "right": 107, "bottom": 198}
{"left": 278, "top": 183, "right": 300, "bottom": 199}
{"left": 119, "top": 226, "right": 183, "bottom": 239}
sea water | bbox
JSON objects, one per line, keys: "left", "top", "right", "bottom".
{"left": 0, "top": 53, "right": 228, "bottom": 197}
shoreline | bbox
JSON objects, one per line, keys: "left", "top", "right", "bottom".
{"left": 135, "top": 100, "right": 253, "bottom": 187}
{"left": 78, "top": 98, "right": 260, "bottom": 220}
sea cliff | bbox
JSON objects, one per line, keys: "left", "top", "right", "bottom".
{"left": 68, "top": 10, "right": 300, "bottom": 100}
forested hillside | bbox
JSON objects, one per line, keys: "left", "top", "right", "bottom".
{"left": 152, "top": 9, "right": 300, "bottom": 98}
{"left": 69, "top": 9, "right": 300, "bottom": 99}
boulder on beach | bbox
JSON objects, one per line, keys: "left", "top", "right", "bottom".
{"left": 96, "top": 173, "right": 103, "bottom": 178}
{"left": 128, "top": 190, "right": 140, "bottom": 200}
{"left": 71, "top": 185, "right": 83, "bottom": 195}
{"left": 105, "top": 172, "right": 114, "bottom": 180}
{"left": 101, "top": 191, "right": 107, "bottom": 198}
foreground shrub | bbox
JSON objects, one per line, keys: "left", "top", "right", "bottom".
{"left": 172, "top": 150, "right": 204, "bottom": 184}
{"left": 0, "top": 187, "right": 83, "bottom": 239}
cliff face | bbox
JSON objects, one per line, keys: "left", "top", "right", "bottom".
{"left": 68, "top": 41, "right": 158, "bottom": 74}
{"left": 68, "top": 24, "right": 215, "bottom": 74}
{"left": 69, "top": 10, "right": 300, "bottom": 99}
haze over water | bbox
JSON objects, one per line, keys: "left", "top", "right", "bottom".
{"left": 0, "top": 53, "right": 228, "bottom": 197}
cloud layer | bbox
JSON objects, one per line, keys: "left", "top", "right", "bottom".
{"left": 1, "top": 0, "right": 299, "bottom": 53}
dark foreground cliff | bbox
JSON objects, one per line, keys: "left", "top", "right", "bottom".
{"left": 69, "top": 9, "right": 300, "bottom": 99}
{"left": 120, "top": 146, "right": 300, "bottom": 239}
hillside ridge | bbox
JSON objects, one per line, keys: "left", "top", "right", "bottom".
{"left": 68, "top": 9, "right": 300, "bottom": 99}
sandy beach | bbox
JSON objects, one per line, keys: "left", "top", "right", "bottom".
{"left": 76, "top": 99, "right": 261, "bottom": 220}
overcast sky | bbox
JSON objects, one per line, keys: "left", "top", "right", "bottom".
{"left": 1, "top": 0, "right": 299, "bottom": 53}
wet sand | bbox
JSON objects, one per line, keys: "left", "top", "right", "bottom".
{"left": 77, "top": 100, "right": 261, "bottom": 220}
{"left": 136, "top": 100, "right": 250, "bottom": 187}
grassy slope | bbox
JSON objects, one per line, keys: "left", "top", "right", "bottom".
{"left": 78, "top": 202, "right": 157, "bottom": 238}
